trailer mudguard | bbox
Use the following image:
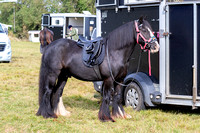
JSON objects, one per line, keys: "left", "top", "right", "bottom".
{"left": 123, "top": 72, "right": 158, "bottom": 107}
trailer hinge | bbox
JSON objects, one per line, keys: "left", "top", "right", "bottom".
{"left": 115, "top": 7, "right": 118, "bottom": 13}
{"left": 163, "top": 5, "right": 168, "bottom": 12}
{"left": 127, "top": 6, "right": 131, "bottom": 12}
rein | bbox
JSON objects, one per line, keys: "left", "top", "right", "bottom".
{"left": 134, "top": 20, "right": 157, "bottom": 76}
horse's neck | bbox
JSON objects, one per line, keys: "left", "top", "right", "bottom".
{"left": 106, "top": 39, "right": 136, "bottom": 63}
{"left": 121, "top": 42, "right": 136, "bottom": 63}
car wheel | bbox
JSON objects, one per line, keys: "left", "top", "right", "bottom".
{"left": 124, "top": 82, "right": 146, "bottom": 111}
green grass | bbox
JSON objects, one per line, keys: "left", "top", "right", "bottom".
{"left": 1, "top": 39, "right": 200, "bottom": 132}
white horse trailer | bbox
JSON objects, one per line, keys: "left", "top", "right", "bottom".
{"left": 41, "top": 11, "right": 96, "bottom": 41}
{"left": 95, "top": 0, "right": 200, "bottom": 110}
{"left": 28, "top": 31, "right": 40, "bottom": 42}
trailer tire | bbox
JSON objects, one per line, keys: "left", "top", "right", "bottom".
{"left": 124, "top": 82, "right": 146, "bottom": 111}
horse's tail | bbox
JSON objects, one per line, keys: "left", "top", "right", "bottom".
{"left": 38, "top": 57, "right": 46, "bottom": 106}
{"left": 36, "top": 56, "right": 57, "bottom": 118}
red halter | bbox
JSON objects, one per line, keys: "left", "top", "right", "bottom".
{"left": 134, "top": 20, "right": 157, "bottom": 76}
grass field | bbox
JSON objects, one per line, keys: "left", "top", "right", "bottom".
{"left": 1, "top": 39, "right": 200, "bottom": 132}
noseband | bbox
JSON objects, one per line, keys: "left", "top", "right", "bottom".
{"left": 134, "top": 20, "right": 157, "bottom": 76}
{"left": 135, "top": 20, "right": 157, "bottom": 50}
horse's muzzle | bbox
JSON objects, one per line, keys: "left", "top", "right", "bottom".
{"left": 150, "top": 41, "right": 160, "bottom": 53}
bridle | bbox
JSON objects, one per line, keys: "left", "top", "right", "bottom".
{"left": 134, "top": 20, "right": 157, "bottom": 76}
{"left": 134, "top": 20, "right": 157, "bottom": 50}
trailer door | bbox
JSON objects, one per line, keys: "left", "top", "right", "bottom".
{"left": 197, "top": 4, "right": 200, "bottom": 96}
{"left": 167, "top": 4, "right": 194, "bottom": 96}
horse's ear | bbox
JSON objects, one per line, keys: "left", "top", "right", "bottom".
{"left": 139, "top": 16, "right": 144, "bottom": 24}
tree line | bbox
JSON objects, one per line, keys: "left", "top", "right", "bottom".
{"left": 0, "top": 0, "right": 96, "bottom": 39}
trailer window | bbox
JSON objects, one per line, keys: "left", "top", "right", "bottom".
{"left": 98, "top": 0, "right": 115, "bottom": 5}
{"left": 43, "top": 15, "right": 49, "bottom": 25}
{"left": 124, "top": 0, "right": 160, "bottom": 5}
{"left": 167, "top": 0, "right": 199, "bottom": 2}
{"left": 96, "top": 0, "right": 116, "bottom": 7}
{"left": 52, "top": 17, "right": 63, "bottom": 26}
{"left": 55, "top": 20, "right": 60, "bottom": 25}
{"left": 34, "top": 34, "right": 39, "bottom": 38}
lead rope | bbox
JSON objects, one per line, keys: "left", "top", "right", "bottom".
{"left": 136, "top": 49, "right": 142, "bottom": 73}
{"left": 136, "top": 49, "right": 151, "bottom": 76}
{"left": 148, "top": 50, "right": 151, "bottom": 76}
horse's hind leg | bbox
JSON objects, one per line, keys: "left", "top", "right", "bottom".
{"left": 98, "top": 77, "right": 115, "bottom": 122}
{"left": 52, "top": 74, "right": 70, "bottom": 117}
{"left": 112, "top": 84, "right": 128, "bottom": 119}
{"left": 112, "top": 84, "right": 125, "bottom": 118}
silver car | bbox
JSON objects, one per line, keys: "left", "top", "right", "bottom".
{"left": 0, "top": 23, "right": 11, "bottom": 63}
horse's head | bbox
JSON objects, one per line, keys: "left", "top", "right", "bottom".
{"left": 135, "top": 17, "right": 159, "bottom": 53}
{"left": 39, "top": 27, "right": 54, "bottom": 54}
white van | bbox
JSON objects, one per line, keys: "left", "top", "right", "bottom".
{"left": 0, "top": 23, "right": 11, "bottom": 63}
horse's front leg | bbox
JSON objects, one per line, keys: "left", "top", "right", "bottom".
{"left": 98, "top": 77, "right": 115, "bottom": 122}
{"left": 54, "top": 96, "right": 71, "bottom": 117}
{"left": 112, "top": 83, "right": 128, "bottom": 119}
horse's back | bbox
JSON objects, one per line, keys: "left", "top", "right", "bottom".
{"left": 42, "top": 38, "right": 80, "bottom": 63}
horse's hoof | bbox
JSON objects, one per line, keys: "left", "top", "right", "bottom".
{"left": 125, "top": 114, "right": 132, "bottom": 119}
{"left": 52, "top": 114, "right": 58, "bottom": 118}
{"left": 99, "top": 116, "right": 115, "bottom": 122}
{"left": 36, "top": 110, "right": 57, "bottom": 119}
{"left": 100, "top": 119, "right": 116, "bottom": 122}
{"left": 62, "top": 111, "right": 71, "bottom": 117}
{"left": 112, "top": 113, "right": 125, "bottom": 119}
{"left": 55, "top": 110, "right": 71, "bottom": 117}
{"left": 43, "top": 114, "right": 57, "bottom": 119}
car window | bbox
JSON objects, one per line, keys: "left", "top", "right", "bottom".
{"left": 0, "top": 24, "right": 4, "bottom": 33}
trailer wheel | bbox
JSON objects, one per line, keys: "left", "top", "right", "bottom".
{"left": 124, "top": 82, "right": 145, "bottom": 111}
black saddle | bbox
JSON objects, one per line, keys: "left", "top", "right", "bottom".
{"left": 77, "top": 36, "right": 105, "bottom": 67}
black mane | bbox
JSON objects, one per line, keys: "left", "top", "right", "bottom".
{"left": 105, "top": 21, "right": 135, "bottom": 50}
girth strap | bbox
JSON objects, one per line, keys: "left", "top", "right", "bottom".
{"left": 93, "top": 65, "right": 102, "bottom": 80}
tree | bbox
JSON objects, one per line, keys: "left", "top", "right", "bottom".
{"left": 0, "top": 0, "right": 96, "bottom": 39}
{"left": 0, "top": 3, "right": 14, "bottom": 25}
{"left": 61, "top": 0, "right": 95, "bottom": 14}
{"left": 44, "top": 0, "right": 62, "bottom": 13}
{"left": 14, "top": 0, "right": 47, "bottom": 38}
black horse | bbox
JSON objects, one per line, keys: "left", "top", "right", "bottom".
{"left": 36, "top": 17, "right": 159, "bottom": 122}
